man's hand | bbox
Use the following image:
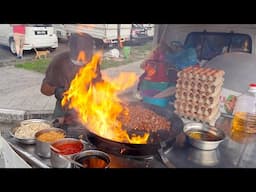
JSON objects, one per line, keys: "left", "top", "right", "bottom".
{"left": 54, "top": 87, "right": 65, "bottom": 100}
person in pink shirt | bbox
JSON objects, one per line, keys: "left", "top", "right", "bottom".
{"left": 12, "top": 24, "right": 26, "bottom": 59}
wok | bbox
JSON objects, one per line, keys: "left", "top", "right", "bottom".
{"left": 84, "top": 102, "right": 183, "bottom": 157}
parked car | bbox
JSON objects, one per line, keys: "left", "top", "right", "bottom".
{"left": 129, "top": 24, "right": 149, "bottom": 44}
{"left": 143, "top": 24, "right": 154, "bottom": 40}
{"left": 0, "top": 24, "right": 58, "bottom": 54}
{"left": 52, "top": 24, "right": 71, "bottom": 41}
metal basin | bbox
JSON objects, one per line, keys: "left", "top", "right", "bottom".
{"left": 183, "top": 122, "right": 225, "bottom": 150}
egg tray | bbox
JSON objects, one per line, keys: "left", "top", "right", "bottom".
{"left": 175, "top": 66, "right": 224, "bottom": 126}
{"left": 177, "top": 66, "right": 225, "bottom": 82}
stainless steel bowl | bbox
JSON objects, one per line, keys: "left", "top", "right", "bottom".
{"left": 50, "top": 138, "right": 84, "bottom": 168}
{"left": 35, "top": 128, "right": 66, "bottom": 158}
{"left": 189, "top": 147, "right": 220, "bottom": 166}
{"left": 9, "top": 119, "right": 52, "bottom": 145}
{"left": 71, "top": 150, "right": 111, "bottom": 168}
{"left": 20, "top": 119, "right": 52, "bottom": 127}
{"left": 183, "top": 122, "right": 225, "bottom": 150}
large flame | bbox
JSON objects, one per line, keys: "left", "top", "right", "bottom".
{"left": 62, "top": 51, "right": 149, "bottom": 144}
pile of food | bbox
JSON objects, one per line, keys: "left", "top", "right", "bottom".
{"left": 14, "top": 122, "right": 51, "bottom": 139}
{"left": 119, "top": 105, "right": 171, "bottom": 132}
{"left": 36, "top": 131, "right": 65, "bottom": 143}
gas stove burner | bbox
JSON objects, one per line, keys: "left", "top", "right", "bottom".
{"left": 62, "top": 102, "right": 182, "bottom": 167}
{"left": 122, "top": 154, "right": 154, "bottom": 160}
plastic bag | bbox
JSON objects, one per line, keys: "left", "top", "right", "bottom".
{"left": 166, "top": 48, "right": 198, "bottom": 70}
{"left": 0, "top": 135, "right": 31, "bottom": 168}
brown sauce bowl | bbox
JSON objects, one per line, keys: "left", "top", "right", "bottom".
{"left": 72, "top": 150, "right": 111, "bottom": 168}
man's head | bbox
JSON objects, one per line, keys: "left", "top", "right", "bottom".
{"left": 68, "top": 33, "right": 94, "bottom": 66}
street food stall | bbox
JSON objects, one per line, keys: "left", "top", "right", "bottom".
{"left": 1, "top": 24, "right": 256, "bottom": 168}
{"left": 1, "top": 114, "right": 256, "bottom": 168}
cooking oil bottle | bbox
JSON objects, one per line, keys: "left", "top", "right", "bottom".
{"left": 232, "top": 84, "right": 256, "bottom": 133}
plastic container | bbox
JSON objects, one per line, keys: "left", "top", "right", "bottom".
{"left": 232, "top": 83, "right": 256, "bottom": 133}
{"left": 141, "top": 89, "right": 161, "bottom": 97}
{"left": 142, "top": 96, "right": 170, "bottom": 107}
{"left": 123, "top": 46, "right": 131, "bottom": 59}
{"left": 140, "top": 79, "right": 170, "bottom": 91}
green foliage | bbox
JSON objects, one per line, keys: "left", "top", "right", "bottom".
{"left": 15, "top": 58, "right": 50, "bottom": 73}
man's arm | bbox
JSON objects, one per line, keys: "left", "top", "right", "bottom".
{"left": 41, "top": 80, "right": 55, "bottom": 96}
{"left": 41, "top": 80, "right": 65, "bottom": 100}
{"left": 41, "top": 53, "right": 63, "bottom": 97}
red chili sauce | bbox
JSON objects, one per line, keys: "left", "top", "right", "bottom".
{"left": 53, "top": 142, "right": 83, "bottom": 155}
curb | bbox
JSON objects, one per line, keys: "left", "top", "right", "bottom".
{"left": 0, "top": 108, "right": 53, "bottom": 123}
{"left": 0, "top": 57, "right": 34, "bottom": 67}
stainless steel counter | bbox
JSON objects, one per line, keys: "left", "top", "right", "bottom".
{"left": 168, "top": 116, "right": 256, "bottom": 168}
{"left": 1, "top": 115, "right": 256, "bottom": 168}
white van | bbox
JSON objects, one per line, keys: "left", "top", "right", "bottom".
{"left": 64, "top": 24, "right": 132, "bottom": 48}
{"left": 0, "top": 24, "right": 58, "bottom": 54}
{"left": 153, "top": 24, "right": 256, "bottom": 116}
{"left": 143, "top": 24, "right": 154, "bottom": 38}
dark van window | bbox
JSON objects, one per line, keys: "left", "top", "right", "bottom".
{"left": 184, "top": 32, "right": 252, "bottom": 60}
{"left": 26, "top": 24, "right": 52, "bottom": 27}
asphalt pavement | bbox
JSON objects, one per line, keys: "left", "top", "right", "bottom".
{"left": 0, "top": 56, "right": 144, "bottom": 123}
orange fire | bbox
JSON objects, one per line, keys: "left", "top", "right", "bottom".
{"left": 62, "top": 51, "right": 149, "bottom": 144}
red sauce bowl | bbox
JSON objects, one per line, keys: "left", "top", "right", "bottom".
{"left": 50, "top": 138, "right": 84, "bottom": 168}
{"left": 52, "top": 140, "right": 83, "bottom": 155}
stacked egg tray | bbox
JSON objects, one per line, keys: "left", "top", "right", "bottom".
{"left": 174, "top": 66, "right": 225, "bottom": 126}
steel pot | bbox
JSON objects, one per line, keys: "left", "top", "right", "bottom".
{"left": 50, "top": 138, "right": 84, "bottom": 168}
{"left": 35, "top": 128, "right": 66, "bottom": 158}
{"left": 189, "top": 147, "right": 220, "bottom": 166}
{"left": 71, "top": 150, "right": 111, "bottom": 168}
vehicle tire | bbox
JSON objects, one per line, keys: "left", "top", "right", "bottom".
{"left": 9, "top": 37, "right": 16, "bottom": 55}
{"left": 49, "top": 48, "right": 56, "bottom": 52}
{"left": 56, "top": 31, "right": 62, "bottom": 39}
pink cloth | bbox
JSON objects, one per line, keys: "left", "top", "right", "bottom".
{"left": 143, "top": 47, "right": 169, "bottom": 82}
{"left": 13, "top": 25, "right": 25, "bottom": 34}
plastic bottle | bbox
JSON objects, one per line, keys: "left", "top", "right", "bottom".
{"left": 232, "top": 83, "right": 256, "bottom": 133}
